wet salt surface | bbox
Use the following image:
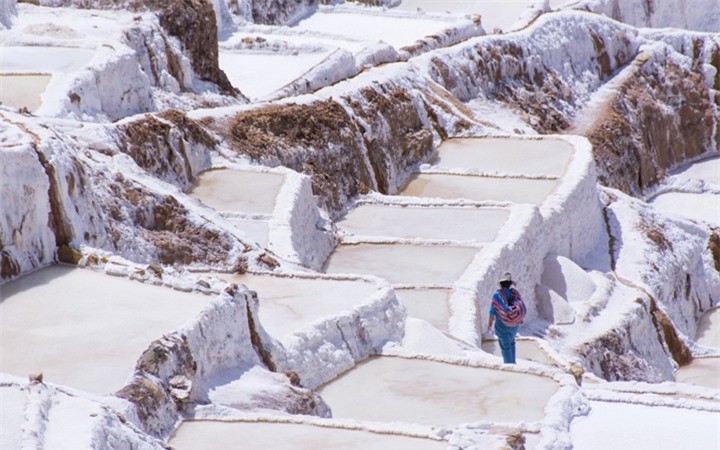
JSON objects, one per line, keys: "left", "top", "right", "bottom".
{"left": 433, "top": 138, "right": 573, "bottom": 177}
{"left": 0, "top": 74, "right": 51, "bottom": 112}
{"left": 215, "top": 273, "right": 379, "bottom": 339}
{"left": 338, "top": 204, "right": 508, "bottom": 242}
{"left": 0, "top": 386, "right": 25, "bottom": 450}
{"left": 0, "top": 46, "right": 95, "bottom": 73}
{"left": 189, "top": 170, "right": 284, "bottom": 215}
{"left": 169, "top": 421, "right": 447, "bottom": 450}
{"left": 324, "top": 243, "right": 479, "bottom": 285}
{"left": 0, "top": 266, "right": 210, "bottom": 394}
{"left": 650, "top": 192, "right": 720, "bottom": 225}
{"left": 398, "top": 174, "right": 558, "bottom": 205}
{"left": 318, "top": 356, "right": 559, "bottom": 425}
{"left": 570, "top": 401, "right": 720, "bottom": 450}
{"left": 481, "top": 339, "right": 551, "bottom": 365}
{"left": 396, "top": 288, "right": 450, "bottom": 331}
{"left": 674, "top": 156, "right": 720, "bottom": 186}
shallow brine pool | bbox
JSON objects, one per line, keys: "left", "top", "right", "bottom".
{"left": 323, "top": 243, "right": 478, "bottom": 286}
{"left": 432, "top": 137, "right": 573, "bottom": 177}
{"left": 318, "top": 357, "right": 558, "bottom": 425}
{"left": 395, "top": 288, "right": 450, "bottom": 330}
{"left": 0, "top": 74, "right": 51, "bottom": 112}
{"left": 189, "top": 169, "right": 284, "bottom": 215}
{"left": 215, "top": 273, "right": 380, "bottom": 340}
{"left": 169, "top": 421, "right": 447, "bottom": 450}
{"left": 338, "top": 204, "right": 508, "bottom": 242}
{"left": 0, "top": 266, "right": 210, "bottom": 393}
{"left": 398, "top": 174, "right": 558, "bottom": 205}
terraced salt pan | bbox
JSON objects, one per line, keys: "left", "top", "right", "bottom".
{"left": 396, "top": 0, "right": 532, "bottom": 31}
{"left": 570, "top": 401, "right": 720, "bottom": 450}
{"left": 650, "top": 192, "right": 720, "bottom": 225}
{"left": 215, "top": 273, "right": 379, "bottom": 339}
{"left": 189, "top": 169, "right": 284, "bottom": 215}
{"left": 0, "top": 46, "right": 95, "bottom": 73}
{"left": 398, "top": 174, "right": 558, "bottom": 205}
{"left": 0, "top": 74, "right": 51, "bottom": 112}
{"left": 674, "top": 156, "right": 720, "bottom": 186}
{"left": 481, "top": 339, "right": 552, "bottom": 365}
{"left": 432, "top": 138, "right": 573, "bottom": 177}
{"left": 0, "top": 386, "right": 25, "bottom": 450}
{"left": 396, "top": 288, "right": 450, "bottom": 330}
{"left": 294, "top": 11, "right": 453, "bottom": 49}
{"left": 676, "top": 357, "right": 720, "bottom": 390}
{"left": 169, "top": 421, "right": 447, "bottom": 450}
{"left": 676, "top": 307, "right": 720, "bottom": 389}
{"left": 0, "top": 266, "right": 210, "bottom": 394}
{"left": 219, "top": 51, "right": 332, "bottom": 100}
{"left": 323, "top": 244, "right": 478, "bottom": 285}
{"left": 227, "top": 218, "right": 269, "bottom": 248}
{"left": 338, "top": 204, "right": 508, "bottom": 242}
{"left": 318, "top": 357, "right": 559, "bottom": 424}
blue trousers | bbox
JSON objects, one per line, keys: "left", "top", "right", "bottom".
{"left": 495, "top": 322, "right": 519, "bottom": 364}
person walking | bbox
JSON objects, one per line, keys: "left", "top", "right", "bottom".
{"left": 487, "top": 272, "right": 526, "bottom": 364}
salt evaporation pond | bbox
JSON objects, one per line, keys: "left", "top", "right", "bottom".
{"left": 318, "top": 357, "right": 558, "bottom": 425}
{"left": 228, "top": 218, "right": 269, "bottom": 248}
{"left": 481, "top": 339, "right": 552, "bottom": 365}
{"left": 0, "top": 266, "right": 210, "bottom": 394}
{"left": 650, "top": 192, "right": 720, "bottom": 225}
{"left": 216, "top": 273, "right": 379, "bottom": 339}
{"left": 570, "top": 401, "right": 720, "bottom": 450}
{"left": 395, "top": 0, "right": 532, "bottom": 31}
{"left": 219, "top": 51, "right": 332, "bottom": 100}
{"left": 433, "top": 137, "right": 573, "bottom": 177}
{"left": 673, "top": 156, "right": 720, "bottom": 186}
{"left": 398, "top": 174, "right": 558, "bottom": 205}
{"left": 338, "top": 204, "right": 508, "bottom": 242}
{"left": 189, "top": 169, "right": 284, "bottom": 215}
{"left": 0, "top": 386, "right": 24, "bottom": 450}
{"left": 676, "top": 307, "right": 720, "bottom": 389}
{"left": 0, "top": 74, "right": 52, "bottom": 112}
{"left": 170, "top": 421, "right": 447, "bottom": 450}
{"left": 396, "top": 289, "right": 450, "bottom": 330}
{"left": 0, "top": 46, "right": 95, "bottom": 73}
{"left": 324, "top": 243, "right": 478, "bottom": 285}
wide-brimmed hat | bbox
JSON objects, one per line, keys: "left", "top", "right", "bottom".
{"left": 498, "top": 272, "right": 514, "bottom": 284}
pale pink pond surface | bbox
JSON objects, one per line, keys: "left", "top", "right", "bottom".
{"left": 433, "top": 137, "right": 573, "bottom": 177}
{"left": 317, "top": 357, "right": 558, "bottom": 425}
{"left": 396, "top": 288, "right": 450, "bottom": 330}
{"left": 676, "top": 307, "right": 720, "bottom": 389}
{"left": 0, "top": 266, "right": 210, "bottom": 393}
{"left": 170, "top": 421, "right": 447, "bottom": 450}
{"left": 216, "top": 273, "right": 379, "bottom": 339}
{"left": 398, "top": 174, "right": 558, "bottom": 205}
{"left": 338, "top": 204, "right": 508, "bottom": 242}
{"left": 323, "top": 243, "right": 479, "bottom": 285}
{"left": 0, "top": 74, "right": 51, "bottom": 112}
{"left": 189, "top": 170, "right": 284, "bottom": 215}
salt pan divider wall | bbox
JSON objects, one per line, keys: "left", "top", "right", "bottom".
{"left": 449, "top": 135, "right": 606, "bottom": 345}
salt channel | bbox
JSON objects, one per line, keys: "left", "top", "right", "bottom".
{"left": 431, "top": 137, "right": 573, "bottom": 177}
{"left": 317, "top": 357, "right": 559, "bottom": 425}
{"left": 338, "top": 204, "right": 508, "bottom": 242}
{"left": 0, "top": 74, "right": 52, "bottom": 112}
{"left": 323, "top": 243, "right": 479, "bottom": 286}
{"left": 188, "top": 169, "right": 284, "bottom": 215}
{"left": 215, "top": 273, "right": 380, "bottom": 340}
{"left": 169, "top": 421, "right": 447, "bottom": 450}
{"left": 676, "top": 307, "right": 720, "bottom": 389}
{"left": 395, "top": 288, "right": 450, "bottom": 330}
{"left": 0, "top": 265, "right": 210, "bottom": 394}
{"left": 397, "top": 174, "right": 558, "bottom": 205}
